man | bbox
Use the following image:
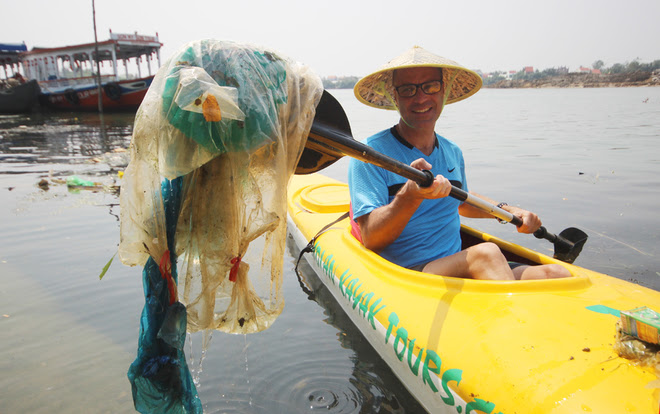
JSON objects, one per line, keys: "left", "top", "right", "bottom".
{"left": 349, "top": 46, "right": 569, "bottom": 280}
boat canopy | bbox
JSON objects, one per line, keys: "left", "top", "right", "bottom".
{"left": 0, "top": 43, "right": 28, "bottom": 54}
{"left": 20, "top": 31, "right": 162, "bottom": 84}
{"left": 0, "top": 43, "right": 28, "bottom": 78}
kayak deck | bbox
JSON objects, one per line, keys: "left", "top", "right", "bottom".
{"left": 288, "top": 173, "right": 660, "bottom": 414}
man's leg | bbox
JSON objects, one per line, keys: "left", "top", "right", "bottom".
{"left": 422, "top": 242, "right": 515, "bottom": 280}
{"left": 512, "top": 264, "right": 571, "bottom": 280}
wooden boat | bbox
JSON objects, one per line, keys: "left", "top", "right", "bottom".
{"left": 0, "top": 79, "right": 40, "bottom": 113}
{"left": 19, "top": 31, "right": 161, "bottom": 111}
{"left": 0, "top": 43, "right": 40, "bottom": 113}
{"left": 287, "top": 173, "right": 660, "bottom": 414}
{"left": 36, "top": 76, "right": 154, "bottom": 111}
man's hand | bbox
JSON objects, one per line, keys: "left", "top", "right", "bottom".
{"left": 503, "top": 205, "right": 542, "bottom": 234}
{"left": 357, "top": 158, "right": 452, "bottom": 252}
{"left": 406, "top": 158, "right": 452, "bottom": 199}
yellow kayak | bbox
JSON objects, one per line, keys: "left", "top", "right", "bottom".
{"left": 287, "top": 173, "right": 660, "bottom": 414}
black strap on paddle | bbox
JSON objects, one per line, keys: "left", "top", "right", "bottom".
{"left": 294, "top": 212, "right": 349, "bottom": 277}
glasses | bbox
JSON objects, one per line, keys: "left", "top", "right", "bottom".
{"left": 394, "top": 80, "right": 443, "bottom": 97}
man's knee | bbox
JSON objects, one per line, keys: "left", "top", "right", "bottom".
{"left": 471, "top": 242, "right": 506, "bottom": 264}
{"left": 465, "top": 242, "right": 513, "bottom": 280}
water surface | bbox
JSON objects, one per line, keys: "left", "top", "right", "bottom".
{"left": 1, "top": 87, "right": 659, "bottom": 413}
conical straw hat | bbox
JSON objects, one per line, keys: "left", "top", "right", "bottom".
{"left": 354, "top": 46, "right": 483, "bottom": 110}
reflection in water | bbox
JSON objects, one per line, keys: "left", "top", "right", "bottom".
{"left": 286, "top": 238, "right": 423, "bottom": 414}
{"left": 0, "top": 112, "right": 134, "bottom": 167}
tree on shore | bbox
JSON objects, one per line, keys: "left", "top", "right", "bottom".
{"left": 604, "top": 59, "right": 660, "bottom": 74}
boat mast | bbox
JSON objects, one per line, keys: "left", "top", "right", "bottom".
{"left": 92, "top": 0, "right": 104, "bottom": 114}
{"left": 91, "top": 0, "right": 106, "bottom": 141}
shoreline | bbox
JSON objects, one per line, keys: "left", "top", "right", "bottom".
{"left": 324, "top": 72, "right": 660, "bottom": 90}
{"left": 484, "top": 72, "right": 660, "bottom": 89}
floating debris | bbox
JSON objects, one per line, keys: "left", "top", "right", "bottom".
{"left": 37, "top": 179, "right": 49, "bottom": 190}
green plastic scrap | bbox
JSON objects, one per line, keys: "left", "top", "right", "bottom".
{"left": 66, "top": 176, "right": 96, "bottom": 187}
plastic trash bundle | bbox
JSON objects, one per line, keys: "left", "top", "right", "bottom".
{"left": 614, "top": 320, "right": 660, "bottom": 367}
{"left": 126, "top": 177, "right": 202, "bottom": 413}
{"left": 119, "top": 39, "right": 322, "bottom": 413}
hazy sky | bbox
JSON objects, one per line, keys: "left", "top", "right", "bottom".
{"left": 3, "top": 0, "right": 658, "bottom": 77}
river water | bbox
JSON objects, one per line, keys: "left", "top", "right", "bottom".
{"left": 0, "top": 87, "right": 658, "bottom": 413}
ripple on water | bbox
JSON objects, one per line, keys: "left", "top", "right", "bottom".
{"left": 189, "top": 326, "right": 364, "bottom": 413}
{"left": 253, "top": 354, "right": 362, "bottom": 413}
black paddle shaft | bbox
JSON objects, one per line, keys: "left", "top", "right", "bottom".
{"left": 309, "top": 121, "right": 519, "bottom": 224}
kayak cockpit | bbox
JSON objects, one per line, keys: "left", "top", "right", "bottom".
{"left": 290, "top": 176, "right": 591, "bottom": 293}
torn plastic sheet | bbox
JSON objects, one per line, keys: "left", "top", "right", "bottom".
{"left": 119, "top": 39, "right": 322, "bottom": 413}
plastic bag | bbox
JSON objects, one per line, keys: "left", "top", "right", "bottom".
{"left": 126, "top": 180, "right": 202, "bottom": 413}
{"left": 120, "top": 39, "right": 322, "bottom": 413}
{"left": 66, "top": 176, "right": 99, "bottom": 187}
{"left": 119, "top": 39, "right": 323, "bottom": 333}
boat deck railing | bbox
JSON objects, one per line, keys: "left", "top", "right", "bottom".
{"left": 38, "top": 75, "right": 116, "bottom": 92}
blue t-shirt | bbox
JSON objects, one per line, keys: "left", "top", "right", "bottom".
{"left": 348, "top": 127, "right": 468, "bottom": 269}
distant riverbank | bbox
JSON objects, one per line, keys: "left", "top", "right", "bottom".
{"left": 324, "top": 71, "right": 660, "bottom": 90}
{"left": 485, "top": 71, "right": 660, "bottom": 88}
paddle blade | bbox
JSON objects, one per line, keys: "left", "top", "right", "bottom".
{"left": 296, "top": 90, "right": 353, "bottom": 174}
{"left": 296, "top": 146, "right": 341, "bottom": 174}
{"left": 553, "top": 227, "right": 588, "bottom": 264}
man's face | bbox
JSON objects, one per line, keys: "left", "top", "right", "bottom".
{"left": 393, "top": 67, "right": 445, "bottom": 130}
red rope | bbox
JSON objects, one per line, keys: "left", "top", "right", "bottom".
{"left": 159, "top": 250, "right": 177, "bottom": 305}
{"left": 229, "top": 256, "right": 242, "bottom": 282}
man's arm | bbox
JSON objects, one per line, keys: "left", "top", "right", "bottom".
{"left": 357, "top": 158, "right": 452, "bottom": 252}
{"left": 458, "top": 192, "right": 542, "bottom": 234}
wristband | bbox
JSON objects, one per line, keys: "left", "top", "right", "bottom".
{"left": 496, "top": 202, "right": 508, "bottom": 224}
